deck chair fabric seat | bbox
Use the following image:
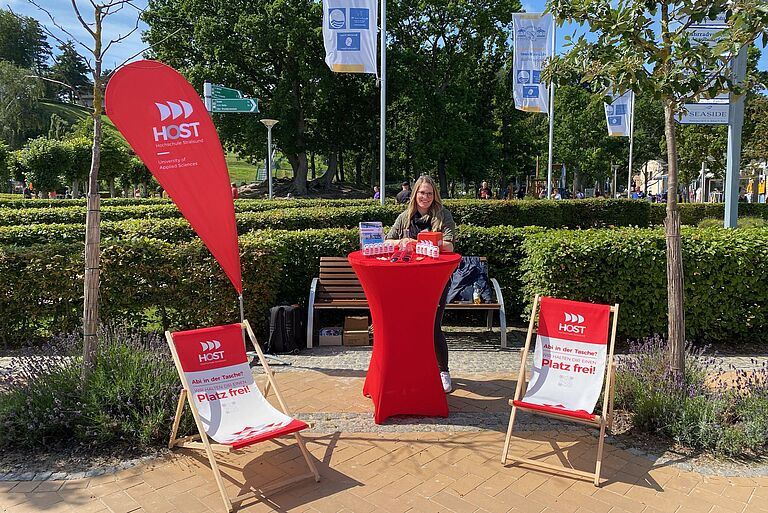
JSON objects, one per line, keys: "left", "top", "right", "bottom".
{"left": 167, "top": 321, "right": 319, "bottom": 512}
{"left": 502, "top": 295, "right": 619, "bottom": 487}
{"left": 511, "top": 400, "right": 597, "bottom": 422}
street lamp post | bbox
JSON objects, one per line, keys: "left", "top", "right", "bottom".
{"left": 260, "top": 119, "right": 278, "bottom": 199}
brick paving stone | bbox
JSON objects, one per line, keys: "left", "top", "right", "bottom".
{"left": 721, "top": 485, "right": 755, "bottom": 503}
{"left": 166, "top": 492, "right": 210, "bottom": 513}
{"left": 9, "top": 481, "right": 41, "bottom": 493}
{"left": 99, "top": 491, "right": 141, "bottom": 513}
{"left": 34, "top": 480, "right": 64, "bottom": 492}
{"left": 448, "top": 472, "right": 486, "bottom": 497}
{"left": 430, "top": 489, "right": 480, "bottom": 512}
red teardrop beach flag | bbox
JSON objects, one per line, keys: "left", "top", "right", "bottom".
{"left": 105, "top": 60, "right": 242, "bottom": 294}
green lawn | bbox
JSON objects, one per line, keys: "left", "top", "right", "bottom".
{"left": 39, "top": 100, "right": 123, "bottom": 140}
{"left": 39, "top": 100, "right": 93, "bottom": 125}
{"left": 226, "top": 153, "right": 296, "bottom": 184}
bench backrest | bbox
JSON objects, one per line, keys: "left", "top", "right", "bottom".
{"left": 317, "top": 256, "right": 367, "bottom": 302}
{"left": 317, "top": 255, "right": 488, "bottom": 303}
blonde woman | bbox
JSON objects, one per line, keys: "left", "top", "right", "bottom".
{"left": 386, "top": 175, "right": 456, "bottom": 392}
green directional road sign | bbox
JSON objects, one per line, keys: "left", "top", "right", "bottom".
{"left": 210, "top": 98, "right": 259, "bottom": 113}
{"left": 211, "top": 84, "right": 243, "bottom": 99}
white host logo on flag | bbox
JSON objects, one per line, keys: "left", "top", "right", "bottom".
{"left": 155, "top": 100, "right": 193, "bottom": 121}
{"left": 323, "top": 0, "right": 378, "bottom": 74}
{"left": 152, "top": 99, "right": 200, "bottom": 142}
{"left": 512, "top": 13, "right": 553, "bottom": 114}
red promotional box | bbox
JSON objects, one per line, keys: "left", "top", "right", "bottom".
{"left": 417, "top": 231, "right": 443, "bottom": 247}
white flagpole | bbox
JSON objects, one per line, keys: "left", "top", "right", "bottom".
{"left": 546, "top": 20, "right": 556, "bottom": 199}
{"left": 627, "top": 91, "right": 635, "bottom": 198}
{"left": 379, "top": 0, "right": 386, "bottom": 206}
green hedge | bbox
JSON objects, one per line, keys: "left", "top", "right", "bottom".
{"left": 522, "top": 227, "right": 768, "bottom": 342}
{"left": 0, "top": 197, "right": 380, "bottom": 211}
{"left": 0, "top": 235, "right": 283, "bottom": 346}
{"left": 0, "top": 225, "right": 536, "bottom": 345}
{"left": 0, "top": 209, "right": 396, "bottom": 246}
{"left": 3, "top": 224, "right": 768, "bottom": 346}
{"left": 0, "top": 204, "right": 185, "bottom": 226}
{"left": 660, "top": 203, "right": 768, "bottom": 226}
{"left": 0, "top": 197, "right": 172, "bottom": 209}
{"left": 3, "top": 198, "right": 768, "bottom": 229}
{"left": 444, "top": 199, "right": 655, "bottom": 228}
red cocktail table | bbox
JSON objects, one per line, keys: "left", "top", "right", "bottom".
{"left": 348, "top": 250, "right": 461, "bottom": 424}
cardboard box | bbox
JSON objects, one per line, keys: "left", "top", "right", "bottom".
{"left": 343, "top": 331, "right": 369, "bottom": 346}
{"left": 344, "top": 316, "right": 369, "bottom": 332}
{"left": 318, "top": 327, "right": 342, "bottom": 346}
{"left": 344, "top": 316, "right": 370, "bottom": 346}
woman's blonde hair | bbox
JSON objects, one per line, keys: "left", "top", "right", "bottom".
{"left": 405, "top": 175, "right": 445, "bottom": 232}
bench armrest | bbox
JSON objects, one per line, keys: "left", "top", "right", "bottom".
{"left": 307, "top": 277, "right": 319, "bottom": 349}
{"left": 490, "top": 278, "right": 508, "bottom": 349}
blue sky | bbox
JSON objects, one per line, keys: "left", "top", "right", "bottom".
{"left": 8, "top": 0, "right": 767, "bottom": 74}
{"left": 7, "top": 0, "right": 150, "bottom": 71}
{"left": 522, "top": 0, "right": 768, "bottom": 74}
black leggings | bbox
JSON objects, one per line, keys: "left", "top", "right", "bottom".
{"left": 434, "top": 283, "right": 449, "bottom": 372}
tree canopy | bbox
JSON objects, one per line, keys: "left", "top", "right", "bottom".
{"left": 0, "top": 61, "right": 46, "bottom": 149}
{"left": 0, "top": 9, "right": 50, "bottom": 72}
{"left": 51, "top": 41, "right": 92, "bottom": 102}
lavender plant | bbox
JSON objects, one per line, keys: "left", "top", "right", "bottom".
{"left": 616, "top": 337, "right": 768, "bottom": 458}
{"left": 0, "top": 326, "right": 193, "bottom": 451}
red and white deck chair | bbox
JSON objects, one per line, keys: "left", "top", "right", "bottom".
{"left": 501, "top": 295, "right": 619, "bottom": 486}
{"left": 166, "top": 321, "right": 319, "bottom": 512}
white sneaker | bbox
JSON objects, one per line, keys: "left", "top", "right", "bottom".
{"left": 440, "top": 371, "right": 452, "bottom": 393}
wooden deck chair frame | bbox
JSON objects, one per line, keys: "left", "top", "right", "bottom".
{"left": 166, "top": 320, "right": 320, "bottom": 512}
{"left": 501, "top": 295, "right": 619, "bottom": 486}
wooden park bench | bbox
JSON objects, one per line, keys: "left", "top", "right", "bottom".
{"left": 306, "top": 256, "right": 507, "bottom": 348}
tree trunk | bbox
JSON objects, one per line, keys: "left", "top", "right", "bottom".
{"left": 370, "top": 145, "right": 378, "bottom": 187}
{"left": 286, "top": 153, "right": 309, "bottom": 195}
{"left": 663, "top": 100, "right": 686, "bottom": 375}
{"left": 310, "top": 149, "right": 316, "bottom": 179}
{"left": 71, "top": 179, "right": 79, "bottom": 199}
{"left": 318, "top": 151, "right": 337, "bottom": 190}
{"left": 355, "top": 154, "right": 362, "bottom": 184}
{"left": 643, "top": 162, "right": 649, "bottom": 195}
{"left": 289, "top": 74, "right": 308, "bottom": 195}
{"left": 573, "top": 168, "right": 581, "bottom": 194}
{"left": 108, "top": 177, "right": 115, "bottom": 198}
{"left": 437, "top": 156, "right": 448, "bottom": 197}
{"left": 82, "top": 7, "right": 104, "bottom": 381}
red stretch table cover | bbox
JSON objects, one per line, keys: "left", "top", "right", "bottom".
{"left": 348, "top": 250, "right": 461, "bottom": 424}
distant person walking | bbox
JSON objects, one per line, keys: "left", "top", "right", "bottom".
{"left": 231, "top": 182, "right": 239, "bottom": 199}
{"left": 396, "top": 182, "right": 411, "bottom": 204}
{"left": 373, "top": 186, "right": 380, "bottom": 200}
{"left": 478, "top": 181, "right": 492, "bottom": 199}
